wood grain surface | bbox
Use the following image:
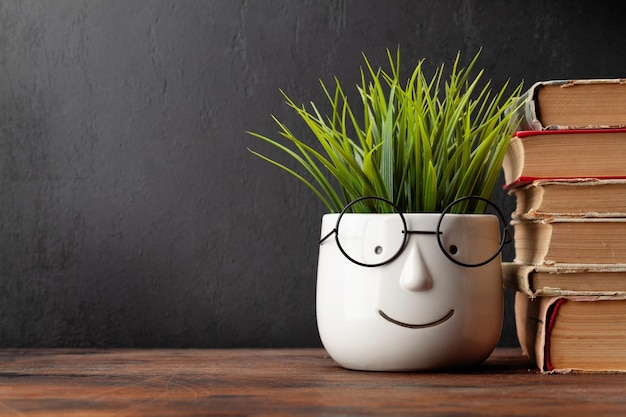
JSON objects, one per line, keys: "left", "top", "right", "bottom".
{"left": 0, "top": 348, "right": 624, "bottom": 416}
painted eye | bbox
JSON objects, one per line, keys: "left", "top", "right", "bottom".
{"left": 374, "top": 246, "right": 383, "bottom": 255}
{"left": 448, "top": 245, "right": 458, "bottom": 255}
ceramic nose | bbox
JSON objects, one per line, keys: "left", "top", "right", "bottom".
{"left": 399, "top": 242, "right": 432, "bottom": 291}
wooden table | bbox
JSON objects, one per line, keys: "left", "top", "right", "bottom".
{"left": 0, "top": 348, "right": 624, "bottom": 416}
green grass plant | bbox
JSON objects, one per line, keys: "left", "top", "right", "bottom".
{"left": 247, "top": 48, "right": 523, "bottom": 214}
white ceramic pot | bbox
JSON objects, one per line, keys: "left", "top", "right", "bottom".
{"left": 316, "top": 211, "right": 504, "bottom": 371}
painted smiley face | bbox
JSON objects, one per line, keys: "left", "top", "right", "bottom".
{"left": 316, "top": 211, "right": 504, "bottom": 370}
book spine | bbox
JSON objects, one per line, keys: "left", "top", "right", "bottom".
{"left": 510, "top": 86, "right": 543, "bottom": 131}
{"left": 514, "top": 293, "right": 550, "bottom": 371}
{"left": 544, "top": 298, "right": 567, "bottom": 372}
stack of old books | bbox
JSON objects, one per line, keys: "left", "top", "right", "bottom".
{"left": 502, "top": 78, "right": 626, "bottom": 373}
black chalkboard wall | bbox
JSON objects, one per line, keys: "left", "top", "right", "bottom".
{"left": 0, "top": 1, "right": 623, "bottom": 348}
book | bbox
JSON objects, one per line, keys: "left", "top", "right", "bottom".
{"left": 512, "top": 217, "right": 626, "bottom": 266}
{"left": 513, "top": 78, "right": 626, "bottom": 131}
{"left": 509, "top": 179, "right": 626, "bottom": 219}
{"left": 503, "top": 262, "right": 626, "bottom": 297}
{"left": 502, "top": 128, "right": 626, "bottom": 189}
{"left": 509, "top": 79, "right": 626, "bottom": 374}
{"left": 515, "top": 292, "right": 626, "bottom": 373}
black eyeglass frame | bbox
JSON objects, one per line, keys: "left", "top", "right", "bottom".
{"left": 319, "top": 195, "right": 511, "bottom": 268}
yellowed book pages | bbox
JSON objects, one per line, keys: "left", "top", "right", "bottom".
{"left": 503, "top": 262, "right": 626, "bottom": 297}
{"left": 502, "top": 129, "right": 626, "bottom": 188}
{"left": 515, "top": 292, "right": 626, "bottom": 373}
{"left": 512, "top": 218, "right": 626, "bottom": 265}
{"left": 510, "top": 179, "right": 626, "bottom": 219}
{"left": 515, "top": 292, "right": 550, "bottom": 371}
{"left": 514, "top": 78, "right": 626, "bottom": 131}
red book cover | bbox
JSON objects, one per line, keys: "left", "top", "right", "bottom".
{"left": 544, "top": 298, "right": 567, "bottom": 372}
{"left": 514, "top": 127, "right": 626, "bottom": 138}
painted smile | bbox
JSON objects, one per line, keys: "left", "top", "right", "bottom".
{"left": 378, "top": 309, "right": 455, "bottom": 329}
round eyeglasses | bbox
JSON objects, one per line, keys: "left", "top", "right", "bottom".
{"left": 319, "top": 195, "right": 511, "bottom": 268}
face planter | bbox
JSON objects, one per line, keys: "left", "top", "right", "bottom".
{"left": 316, "top": 197, "right": 506, "bottom": 371}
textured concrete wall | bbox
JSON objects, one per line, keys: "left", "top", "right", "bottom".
{"left": 0, "top": 1, "right": 624, "bottom": 347}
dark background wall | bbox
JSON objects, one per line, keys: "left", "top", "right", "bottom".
{"left": 0, "top": 0, "right": 623, "bottom": 348}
